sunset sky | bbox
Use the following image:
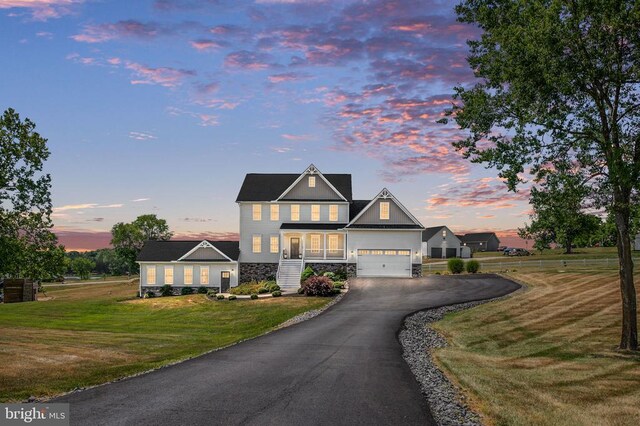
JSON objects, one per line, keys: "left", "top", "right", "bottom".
{"left": 1, "top": 0, "right": 531, "bottom": 251}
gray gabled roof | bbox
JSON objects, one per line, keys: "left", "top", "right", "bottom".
{"left": 236, "top": 174, "right": 352, "bottom": 202}
{"left": 459, "top": 232, "right": 500, "bottom": 243}
{"left": 137, "top": 240, "right": 240, "bottom": 262}
{"left": 349, "top": 200, "right": 371, "bottom": 221}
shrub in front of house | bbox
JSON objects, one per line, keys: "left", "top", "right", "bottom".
{"left": 332, "top": 288, "right": 342, "bottom": 295}
{"left": 302, "top": 276, "right": 334, "bottom": 297}
{"left": 322, "top": 271, "right": 335, "bottom": 279}
{"left": 447, "top": 258, "right": 464, "bottom": 274}
{"left": 145, "top": 290, "right": 156, "bottom": 298}
{"left": 250, "top": 293, "right": 258, "bottom": 300}
{"left": 181, "top": 287, "right": 195, "bottom": 295}
{"left": 216, "top": 293, "right": 225, "bottom": 300}
{"left": 333, "top": 267, "right": 348, "bottom": 281}
{"left": 333, "top": 281, "right": 344, "bottom": 289}
{"left": 301, "top": 266, "right": 315, "bottom": 283}
{"left": 267, "top": 283, "right": 280, "bottom": 292}
{"left": 272, "top": 290, "right": 282, "bottom": 297}
{"left": 207, "top": 289, "right": 219, "bottom": 297}
{"left": 228, "top": 295, "right": 237, "bottom": 301}
{"left": 197, "top": 286, "right": 208, "bottom": 294}
{"left": 160, "top": 285, "right": 173, "bottom": 297}
{"left": 230, "top": 281, "right": 265, "bottom": 295}
{"left": 297, "top": 287, "right": 305, "bottom": 295}
{"left": 258, "top": 287, "right": 269, "bottom": 294}
{"left": 466, "top": 260, "right": 480, "bottom": 274}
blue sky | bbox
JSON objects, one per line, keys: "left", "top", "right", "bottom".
{"left": 1, "top": 0, "right": 530, "bottom": 250}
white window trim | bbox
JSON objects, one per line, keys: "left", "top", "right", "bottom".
{"left": 200, "top": 266, "right": 209, "bottom": 285}
{"left": 380, "top": 201, "right": 390, "bottom": 220}
{"left": 270, "top": 235, "right": 279, "bottom": 253}
{"left": 291, "top": 204, "right": 300, "bottom": 221}
{"left": 184, "top": 266, "right": 193, "bottom": 285}
{"left": 253, "top": 235, "right": 262, "bottom": 253}
{"left": 253, "top": 204, "right": 262, "bottom": 221}
{"left": 311, "top": 204, "right": 320, "bottom": 222}
{"left": 329, "top": 205, "right": 338, "bottom": 222}
{"left": 270, "top": 204, "right": 279, "bottom": 221}
{"left": 147, "top": 266, "right": 156, "bottom": 285}
{"left": 164, "top": 266, "right": 174, "bottom": 285}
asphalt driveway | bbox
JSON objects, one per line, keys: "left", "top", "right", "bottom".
{"left": 56, "top": 274, "right": 520, "bottom": 426}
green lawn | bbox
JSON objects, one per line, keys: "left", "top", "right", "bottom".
{"left": 0, "top": 282, "right": 330, "bottom": 402}
{"left": 432, "top": 271, "right": 640, "bottom": 425}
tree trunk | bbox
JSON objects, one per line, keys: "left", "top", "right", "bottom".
{"left": 565, "top": 238, "right": 573, "bottom": 255}
{"left": 614, "top": 207, "right": 638, "bottom": 350}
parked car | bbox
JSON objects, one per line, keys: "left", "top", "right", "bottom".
{"left": 508, "top": 248, "right": 531, "bottom": 256}
{"left": 502, "top": 247, "right": 513, "bottom": 255}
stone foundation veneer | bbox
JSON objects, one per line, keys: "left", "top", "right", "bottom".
{"left": 141, "top": 285, "right": 218, "bottom": 297}
{"left": 239, "top": 263, "right": 279, "bottom": 283}
{"left": 412, "top": 264, "right": 422, "bottom": 278}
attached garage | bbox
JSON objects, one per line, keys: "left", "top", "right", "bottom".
{"left": 356, "top": 249, "right": 412, "bottom": 277}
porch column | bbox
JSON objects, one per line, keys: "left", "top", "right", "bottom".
{"left": 302, "top": 233, "right": 306, "bottom": 259}
{"left": 343, "top": 233, "right": 347, "bottom": 260}
{"left": 324, "top": 233, "right": 327, "bottom": 260}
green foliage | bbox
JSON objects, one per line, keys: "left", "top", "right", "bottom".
{"left": 111, "top": 215, "right": 172, "bottom": 273}
{"left": 216, "top": 293, "right": 225, "bottom": 300}
{"left": 333, "top": 282, "right": 344, "bottom": 289}
{"left": 181, "top": 287, "right": 195, "bottom": 295}
{"left": 332, "top": 267, "right": 348, "bottom": 281}
{"left": 466, "top": 260, "right": 480, "bottom": 274}
{"left": 249, "top": 293, "right": 258, "bottom": 300}
{"left": 301, "top": 266, "right": 315, "bottom": 282}
{"left": 207, "top": 289, "right": 218, "bottom": 297}
{"left": 160, "top": 285, "right": 173, "bottom": 297}
{"left": 0, "top": 108, "right": 65, "bottom": 281}
{"left": 258, "top": 287, "right": 269, "bottom": 294}
{"left": 266, "top": 283, "right": 280, "bottom": 292}
{"left": 228, "top": 295, "right": 237, "bottom": 301}
{"left": 297, "top": 287, "right": 305, "bottom": 295}
{"left": 447, "top": 258, "right": 464, "bottom": 274}
{"left": 71, "top": 257, "right": 96, "bottom": 280}
{"left": 230, "top": 281, "right": 265, "bottom": 295}
{"left": 449, "top": 0, "right": 640, "bottom": 350}
{"left": 145, "top": 291, "right": 156, "bottom": 299}
{"left": 197, "top": 286, "right": 208, "bottom": 294}
{"left": 322, "top": 271, "right": 335, "bottom": 279}
{"left": 332, "top": 288, "right": 342, "bottom": 295}
{"left": 271, "top": 290, "right": 282, "bottom": 297}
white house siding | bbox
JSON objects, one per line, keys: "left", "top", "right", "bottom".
{"left": 238, "top": 201, "right": 349, "bottom": 263}
{"left": 422, "top": 228, "right": 461, "bottom": 258}
{"left": 139, "top": 263, "right": 238, "bottom": 288}
{"left": 351, "top": 198, "right": 416, "bottom": 226}
{"left": 346, "top": 230, "right": 422, "bottom": 266}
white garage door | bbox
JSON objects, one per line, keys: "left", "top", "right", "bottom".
{"left": 357, "top": 249, "right": 411, "bottom": 277}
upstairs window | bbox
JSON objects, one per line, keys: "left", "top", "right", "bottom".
{"left": 252, "top": 204, "right": 262, "bottom": 221}
{"left": 308, "top": 176, "right": 316, "bottom": 187}
{"left": 442, "top": 229, "right": 447, "bottom": 238}
{"left": 252, "top": 235, "right": 262, "bottom": 253}
{"left": 291, "top": 204, "right": 300, "bottom": 221}
{"left": 270, "top": 204, "right": 279, "bottom": 221}
{"left": 380, "top": 201, "right": 390, "bottom": 220}
{"left": 311, "top": 204, "right": 320, "bottom": 221}
{"left": 329, "top": 205, "right": 338, "bottom": 222}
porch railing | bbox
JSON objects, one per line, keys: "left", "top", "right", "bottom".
{"left": 303, "top": 249, "right": 346, "bottom": 260}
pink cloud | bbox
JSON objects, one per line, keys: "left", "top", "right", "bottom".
{"left": 267, "top": 72, "right": 312, "bottom": 84}
{"left": 224, "top": 50, "right": 277, "bottom": 70}
{"left": 282, "top": 134, "right": 313, "bottom": 141}
{"left": 72, "top": 20, "right": 182, "bottom": 43}
{"left": 190, "top": 38, "right": 226, "bottom": 51}
{"left": 0, "top": 0, "right": 83, "bottom": 21}
{"left": 125, "top": 62, "right": 196, "bottom": 87}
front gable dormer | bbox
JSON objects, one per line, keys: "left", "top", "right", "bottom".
{"left": 346, "top": 188, "right": 424, "bottom": 228}
{"left": 178, "top": 240, "right": 232, "bottom": 262}
{"left": 277, "top": 164, "right": 347, "bottom": 202}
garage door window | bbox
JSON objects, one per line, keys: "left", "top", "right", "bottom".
{"left": 384, "top": 250, "right": 396, "bottom": 255}
{"left": 397, "top": 250, "right": 410, "bottom": 255}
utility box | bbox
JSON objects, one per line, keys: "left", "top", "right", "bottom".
{"left": 3, "top": 279, "right": 37, "bottom": 303}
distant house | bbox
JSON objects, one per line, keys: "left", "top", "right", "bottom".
{"left": 460, "top": 232, "right": 501, "bottom": 252}
{"left": 422, "top": 226, "right": 461, "bottom": 258}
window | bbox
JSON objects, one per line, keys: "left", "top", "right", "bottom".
{"left": 357, "top": 250, "right": 370, "bottom": 255}
{"left": 146, "top": 266, "right": 156, "bottom": 285}
{"left": 310, "top": 234, "right": 321, "bottom": 252}
{"left": 328, "top": 235, "right": 339, "bottom": 251}
{"left": 270, "top": 236, "right": 279, "bottom": 253}
{"left": 164, "top": 266, "right": 174, "bottom": 285}
{"left": 380, "top": 201, "right": 390, "bottom": 220}
{"left": 252, "top": 235, "right": 262, "bottom": 253}
{"left": 371, "top": 250, "right": 384, "bottom": 255}
{"left": 309, "top": 176, "right": 316, "bottom": 187}
{"left": 200, "top": 266, "right": 209, "bottom": 285}
{"left": 311, "top": 204, "right": 320, "bottom": 221}
{"left": 291, "top": 204, "right": 300, "bottom": 221}
{"left": 252, "top": 204, "right": 262, "bottom": 221}
{"left": 442, "top": 229, "right": 447, "bottom": 238}
{"left": 329, "top": 205, "right": 338, "bottom": 222}
{"left": 184, "top": 266, "right": 193, "bottom": 285}
{"left": 270, "top": 204, "right": 279, "bottom": 221}
{"left": 397, "top": 250, "right": 411, "bottom": 256}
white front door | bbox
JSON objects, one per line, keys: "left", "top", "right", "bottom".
{"left": 356, "top": 249, "right": 411, "bottom": 277}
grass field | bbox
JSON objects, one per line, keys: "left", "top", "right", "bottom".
{"left": 0, "top": 282, "right": 330, "bottom": 402}
{"left": 432, "top": 271, "right": 640, "bottom": 425}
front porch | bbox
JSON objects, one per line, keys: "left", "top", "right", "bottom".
{"left": 280, "top": 231, "right": 346, "bottom": 261}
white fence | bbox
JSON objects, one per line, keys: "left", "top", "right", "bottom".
{"left": 422, "top": 257, "right": 637, "bottom": 273}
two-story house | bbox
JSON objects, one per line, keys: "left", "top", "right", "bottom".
{"left": 137, "top": 164, "right": 424, "bottom": 294}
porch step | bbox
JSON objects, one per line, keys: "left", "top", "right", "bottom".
{"left": 277, "top": 259, "right": 303, "bottom": 290}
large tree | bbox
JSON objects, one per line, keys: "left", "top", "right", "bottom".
{"left": 448, "top": 1, "right": 639, "bottom": 349}
{"left": 0, "top": 108, "right": 64, "bottom": 281}
{"left": 111, "top": 215, "right": 172, "bottom": 273}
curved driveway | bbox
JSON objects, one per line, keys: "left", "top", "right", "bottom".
{"left": 57, "top": 274, "right": 520, "bottom": 426}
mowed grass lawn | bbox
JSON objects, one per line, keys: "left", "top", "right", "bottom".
{"left": 433, "top": 271, "right": 640, "bottom": 425}
{"left": 0, "top": 282, "right": 330, "bottom": 402}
